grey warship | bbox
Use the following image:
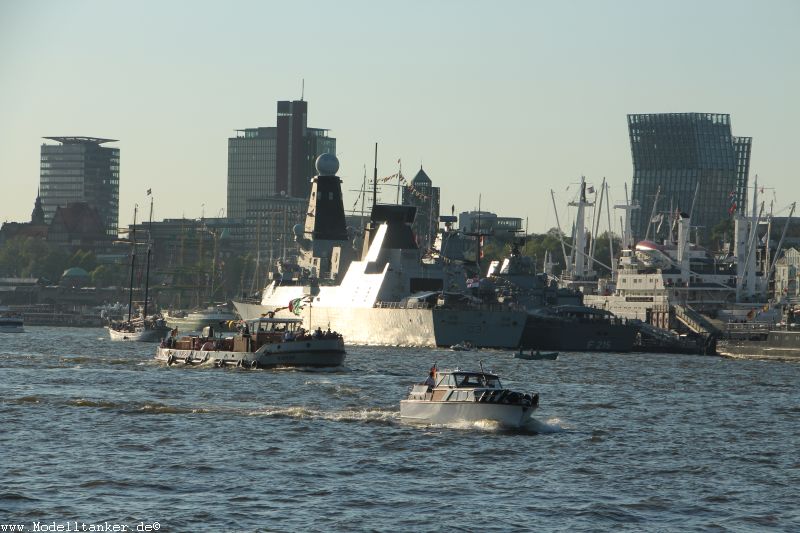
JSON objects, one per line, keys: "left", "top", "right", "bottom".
{"left": 233, "top": 154, "right": 527, "bottom": 348}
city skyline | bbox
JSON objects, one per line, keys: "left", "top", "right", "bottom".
{"left": 1, "top": 1, "right": 799, "bottom": 236}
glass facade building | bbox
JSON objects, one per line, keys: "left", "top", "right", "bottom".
{"left": 628, "top": 113, "right": 751, "bottom": 242}
{"left": 39, "top": 137, "right": 120, "bottom": 238}
{"left": 227, "top": 127, "right": 278, "bottom": 221}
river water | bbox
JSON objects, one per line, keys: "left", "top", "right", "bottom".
{"left": 1, "top": 327, "right": 798, "bottom": 532}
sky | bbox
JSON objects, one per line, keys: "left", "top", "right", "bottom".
{"left": 1, "top": 0, "right": 799, "bottom": 234}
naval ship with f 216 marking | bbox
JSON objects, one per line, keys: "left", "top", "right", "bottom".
{"left": 233, "top": 154, "right": 527, "bottom": 348}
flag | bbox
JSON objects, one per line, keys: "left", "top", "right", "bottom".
{"left": 728, "top": 190, "right": 737, "bottom": 215}
{"left": 146, "top": 188, "right": 152, "bottom": 196}
{"left": 289, "top": 297, "right": 306, "bottom": 316}
{"left": 587, "top": 185, "right": 595, "bottom": 194}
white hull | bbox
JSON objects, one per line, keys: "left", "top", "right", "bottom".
{"left": 234, "top": 301, "right": 525, "bottom": 348}
{"left": 108, "top": 325, "right": 170, "bottom": 342}
{"left": 155, "top": 338, "right": 345, "bottom": 368}
{"left": 400, "top": 400, "right": 534, "bottom": 428}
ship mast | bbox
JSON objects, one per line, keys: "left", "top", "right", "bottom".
{"left": 126, "top": 205, "right": 138, "bottom": 322}
{"left": 142, "top": 195, "right": 153, "bottom": 322}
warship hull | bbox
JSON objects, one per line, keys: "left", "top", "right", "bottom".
{"left": 234, "top": 301, "right": 526, "bottom": 348}
{"left": 520, "top": 316, "right": 636, "bottom": 352}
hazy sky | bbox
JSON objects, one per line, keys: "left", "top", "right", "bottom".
{"left": 2, "top": 0, "right": 799, "bottom": 234}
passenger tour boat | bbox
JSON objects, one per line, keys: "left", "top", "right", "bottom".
{"left": 155, "top": 317, "right": 346, "bottom": 369}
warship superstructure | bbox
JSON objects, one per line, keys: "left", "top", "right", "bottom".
{"left": 233, "top": 154, "right": 527, "bottom": 348}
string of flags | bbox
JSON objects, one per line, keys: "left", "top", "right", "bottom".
{"left": 378, "top": 171, "right": 430, "bottom": 201}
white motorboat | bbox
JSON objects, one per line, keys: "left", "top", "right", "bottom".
{"left": 400, "top": 368, "right": 539, "bottom": 428}
{"left": 155, "top": 317, "right": 345, "bottom": 369}
{"left": 0, "top": 308, "right": 24, "bottom": 333}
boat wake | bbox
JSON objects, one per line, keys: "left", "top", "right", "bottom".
{"left": 248, "top": 406, "right": 399, "bottom": 426}
{"left": 523, "top": 417, "right": 569, "bottom": 433}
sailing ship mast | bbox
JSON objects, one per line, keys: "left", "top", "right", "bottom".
{"left": 126, "top": 205, "right": 138, "bottom": 322}
{"left": 142, "top": 196, "right": 154, "bottom": 322}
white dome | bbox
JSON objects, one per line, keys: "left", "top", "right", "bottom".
{"left": 315, "top": 153, "right": 339, "bottom": 176}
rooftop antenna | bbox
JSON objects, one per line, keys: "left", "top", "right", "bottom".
{"left": 301, "top": 79, "right": 304, "bottom": 101}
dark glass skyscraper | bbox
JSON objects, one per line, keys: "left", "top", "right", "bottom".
{"left": 628, "top": 113, "right": 751, "bottom": 242}
{"left": 39, "top": 137, "right": 120, "bottom": 238}
{"left": 227, "top": 100, "right": 334, "bottom": 222}
{"left": 227, "top": 100, "right": 334, "bottom": 252}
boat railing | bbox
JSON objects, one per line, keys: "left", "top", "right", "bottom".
{"left": 723, "top": 321, "right": 774, "bottom": 340}
{"left": 374, "top": 301, "right": 432, "bottom": 310}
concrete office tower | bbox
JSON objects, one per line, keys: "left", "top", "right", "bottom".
{"left": 401, "top": 166, "right": 440, "bottom": 251}
{"left": 227, "top": 100, "right": 335, "bottom": 223}
{"left": 39, "top": 137, "right": 120, "bottom": 238}
{"left": 628, "top": 113, "right": 751, "bottom": 243}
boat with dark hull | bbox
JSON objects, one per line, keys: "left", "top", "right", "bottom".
{"left": 716, "top": 306, "right": 800, "bottom": 360}
{"left": 515, "top": 350, "right": 559, "bottom": 361}
{"left": 0, "top": 308, "right": 24, "bottom": 333}
{"left": 716, "top": 329, "right": 800, "bottom": 360}
{"left": 520, "top": 305, "right": 637, "bottom": 352}
{"left": 486, "top": 240, "right": 636, "bottom": 352}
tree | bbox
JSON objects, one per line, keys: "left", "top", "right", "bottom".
{"left": 710, "top": 218, "right": 734, "bottom": 251}
{"left": 592, "top": 231, "right": 622, "bottom": 276}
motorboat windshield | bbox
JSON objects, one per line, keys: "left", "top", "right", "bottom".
{"left": 436, "top": 371, "right": 502, "bottom": 389}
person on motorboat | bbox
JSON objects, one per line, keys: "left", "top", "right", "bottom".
{"left": 424, "top": 371, "right": 436, "bottom": 390}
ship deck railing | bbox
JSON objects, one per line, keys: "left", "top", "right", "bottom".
{"left": 722, "top": 321, "right": 774, "bottom": 340}
{"left": 375, "top": 301, "right": 432, "bottom": 310}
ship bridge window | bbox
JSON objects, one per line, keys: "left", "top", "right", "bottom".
{"left": 456, "top": 374, "right": 500, "bottom": 388}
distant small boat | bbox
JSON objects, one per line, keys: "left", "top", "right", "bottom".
{"left": 0, "top": 307, "right": 24, "bottom": 333}
{"left": 515, "top": 350, "right": 559, "bottom": 361}
{"left": 451, "top": 341, "right": 476, "bottom": 351}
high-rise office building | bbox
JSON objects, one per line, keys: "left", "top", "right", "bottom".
{"left": 39, "top": 137, "right": 120, "bottom": 238}
{"left": 628, "top": 113, "right": 751, "bottom": 242}
{"left": 227, "top": 100, "right": 335, "bottom": 224}
{"left": 227, "top": 127, "right": 278, "bottom": 221}
{"left": 402, "top": 167, "right": 440, "bottom": 250}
